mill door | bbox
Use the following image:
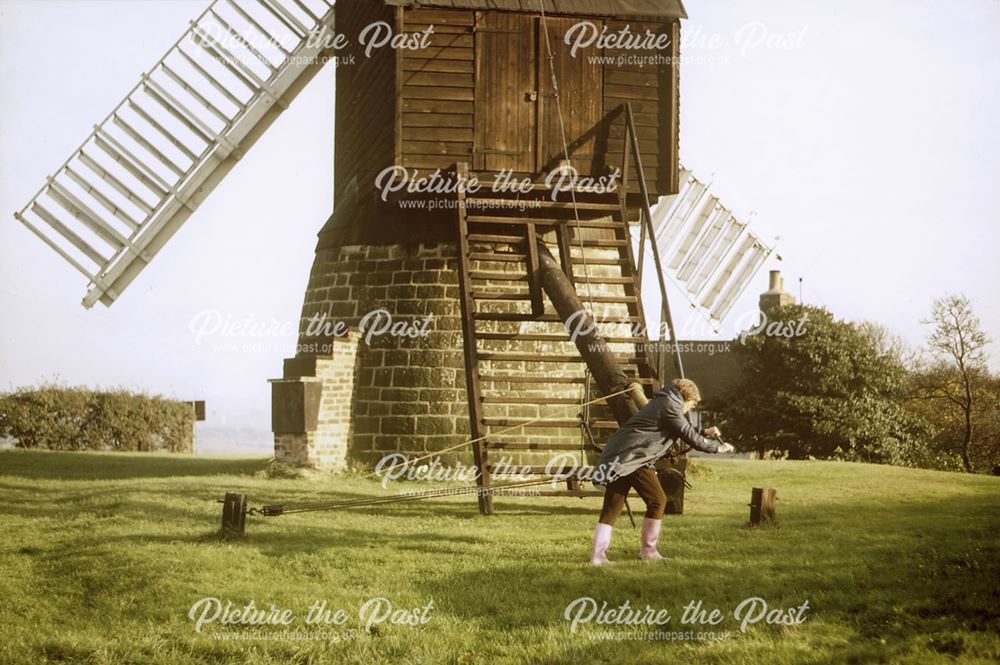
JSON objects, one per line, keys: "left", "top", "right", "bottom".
{"left": 536, "top": 16, "right": 604, "bottom": 175}
{"left": 473, "top": 12, "right": 537, "bottom": 173}
{"left": 474, "top": 13, "right": 605, "bottom": 177}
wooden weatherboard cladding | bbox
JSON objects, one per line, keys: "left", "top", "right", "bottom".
{"left": 330, "top": 1, "right": 681, "bottom": 244}
{"left": 384, "top": 0, "right": 688, "bottom": 20}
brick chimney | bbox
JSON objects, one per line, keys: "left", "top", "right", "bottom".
{"left": 759, "top": 270, "right": 796, "bottom": 312}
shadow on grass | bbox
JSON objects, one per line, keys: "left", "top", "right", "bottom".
{"left": 0, "top": 449, "right": 270, "bottom": 480}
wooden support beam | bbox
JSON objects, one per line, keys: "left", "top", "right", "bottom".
{"left": 524, "top": 222, "right": 544, "bottom": 316}
{"left": 455, "top": 162, "right": 492, "bottom": 515}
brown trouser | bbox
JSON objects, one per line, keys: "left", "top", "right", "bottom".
{"left": 599, "top": 466, "right": 667, "bottom": 525}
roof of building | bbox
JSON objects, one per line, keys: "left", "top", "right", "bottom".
{"left": 384, "top": 0, "right": 687, "bottom": 20}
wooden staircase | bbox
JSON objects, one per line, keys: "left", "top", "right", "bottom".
{"left": 452, "top": 163, "right": 659, "bottom": 514}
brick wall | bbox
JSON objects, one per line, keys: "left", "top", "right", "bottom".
{"left": 278, "top": 236, "right": 642, "bottom": 473}
{"left": 273, "top": 330, "right": 361, "bottom": 471}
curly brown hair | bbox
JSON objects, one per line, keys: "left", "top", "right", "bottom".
{"left": 672, "top": 378, "right": 701, "bottom": 404}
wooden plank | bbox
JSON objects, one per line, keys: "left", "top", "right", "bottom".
{"left": 30, "top": 201, "right": 106, "bottom": 265}
{"left": 404, "top": 22, "right": 473, "bottom": 35}
{"left": 401, "top": 71, "right": 475, "bottom": 88}
{"left": 404, "top": 46, "right": 475, "bottom": 61}
{"left": 424, "top": 33, "right": 474, "bottom": 48}
{"left": 402, "top": 154, "right": 469, "bottom": 170}
{"left": 485, "top": 443, "right": 589, "bottom": 451}
{"left": 402, "top": 59, "right": 474, "bottom": 74}
{"left": 77, "top": 150, "right": 154, "bottom": 216}
{"left": 405, "top": 8, "right": 476, "bottom": 26}
{"left": 667, "top": 21, "right": 681, "bottom": 194}
{"left": 481, "top": 375, "right": 653, "bottom": 385}
{"left": 483, "top": 418, "right": 619, "bottom": 429}
{"left": 63, "top": 165, "right": 139, "bottom": 231}
{"left": 402, "top": 126, "right": 473, "bottom": 142}
{"left": 403, "top": 112, "right": 474, "bottom": 128}
{"left": 45, "top": 180, "right": 127, "bottom": 249}
{"left": 538, "top": 16, "right": 603, "bottom": 173}
{"left": 605, "top": 69, "right": 661, "bottom": 88}
{"left": 604, "top": 84, "right": 660, "bottom": 101}
{"left": 454, "top": 162, "right": 493, "bottom": 515}
{"left": 402, "top": 98, "right": 474, "bottom": 114}
{"left": 401, "top": 140, "right": 472, "bottom": 156}
{"left": 474, "top": 11, "right": 536, "bottom": 173}
{"left": 524, "top": 222, "right": 544, "bottom": 316}
{"left": 470, "top": 291, "right": 531, "bottom": 301}
{"left": 402, "top": 85, "right": 475, "bottom": 101}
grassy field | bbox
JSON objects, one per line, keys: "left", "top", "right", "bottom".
{"left": 0, "top": 450, "right": 997, "bottom": 664}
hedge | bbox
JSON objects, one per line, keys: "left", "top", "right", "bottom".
{"left": 0, "top": 385, "right": 195, "bottom": 452}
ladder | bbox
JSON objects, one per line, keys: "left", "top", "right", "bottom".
{"left": 452, "top": 162, "right": 659, "bottom": 515}
{"left": 14, "top": 0, "right": 336, "bottom": 308}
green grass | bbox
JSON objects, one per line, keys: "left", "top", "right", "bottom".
{"left": 0, "top": 450, "right": 997, "bottom": 664}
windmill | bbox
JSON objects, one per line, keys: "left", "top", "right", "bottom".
{"left": 13, "top": 0, "right": 773, "bottom": 515}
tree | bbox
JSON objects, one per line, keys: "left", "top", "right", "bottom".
{"left": 916, "top": 295, "right": 994, "bottom": 472}
{"left": 726, "top": 303, "right": 932, "bottom": 462}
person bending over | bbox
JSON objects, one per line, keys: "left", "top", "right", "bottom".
{"left": 590, "top": 378, "right": 734, "bottom": 565}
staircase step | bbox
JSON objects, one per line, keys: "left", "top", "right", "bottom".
{"left": 469, "top": 252, "right": 526, "bottom": 263}
{"left": 469, "top": 198, "right": 620, "bottom": 212}
{"left": 486, "top": 442, "right": 591, "bottom": 451}
{"left": 483, "top": 418, "right": 619, "bottom": 429}
{"left": 576, "top": 239, "right": 627, "bottom": 248}
{"left": 577, "top": 295, "right": 640, "bottom": 305}
{"left": 469, "top": 271, "right": 637, "bottom": 286}
{"left": 569, "top": 257, "right": 632, "bottom": 266}
{"left": 576, "top": 276, "right": 636, "bottom": 285}
{"left": 486, "top": 465, "right": 596, "bottom": 474}
{"left": 467, "top": 233, "right": 525, "bottom": 244}
{"left": 479, "top": 374, "right": 651, "bottom": 384}
{"left": 476, "top": 332, "right": 647, "bottom": 343}
{"left": 467, "top": 216, "right": 622, "bottom": 228}
{"left": 482, "top": 396, "right": 606, "bottom": 405}
{"left": 478, "top": 352, "right": 644, "bottom": 364}
{"left": 469, "top": 271, "right": 528, "bottom": 282}
{"left": 470, "top": 291, "right": 531, "bottom": 301}
{"left": 474, "top": 312, "right": 560, "bottom": 322}
{"left": 474, "top": 312, "right": 641, "bottom": 323}
{"left": 469, "top": 253, "right": 633, "bottom": 265}
{"left": 467, "top": 180, "right": 619, "bottom": 195}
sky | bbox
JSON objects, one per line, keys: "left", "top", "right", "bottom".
{"left": 0, "top": 0, "right": 998, "bottom": 439}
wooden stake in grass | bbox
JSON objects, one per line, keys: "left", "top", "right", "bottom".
{"left": 221, "top": 492, "right": 248, "bottom": 536}
{"left": 749, "top": 487, "right": 777, "bottom": 526}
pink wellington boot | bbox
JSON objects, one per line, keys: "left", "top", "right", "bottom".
{"left": 590, "top": 523, "right": 613, "bottom": 565}
{"left": 639, "top": 518, "right": 664, "bottom": 560}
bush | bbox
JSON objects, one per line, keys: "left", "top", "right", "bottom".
{"left": 727, "top": 304, "right": 934, "bottom": 462}
{"left": 0, "top": 385, "right": 195, "bottom": 453}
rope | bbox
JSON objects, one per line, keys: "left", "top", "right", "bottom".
{"left": 537, "top": 2, "right": 596, "bottom": 307}
{"left": 264, "top": 385, "right": 635, "bottom": 511}
{"left": 358, "top": 385, "right": 631, "bottom": 481}
{"left": 269, "top": 476, "right": 568, "bottom": 516}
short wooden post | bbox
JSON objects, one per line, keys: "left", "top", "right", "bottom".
{"left": 221, "top": 492, "right": 247, "bottom": 536}
{"left": 749, "top": 487, "right": 777, "bottom": 526}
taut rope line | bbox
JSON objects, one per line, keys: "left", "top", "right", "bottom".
{"left": 268, "top": 385, "right": 634, "bottom": 509}
{"left": 537, "top": 1, "right": 597, "bottom": 307}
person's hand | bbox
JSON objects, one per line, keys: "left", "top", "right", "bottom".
{"left": 716, "top": 442, "right": 735, "bottom": 454}
{"left": 704, "top": 426, "right": 722, "bottom": 439}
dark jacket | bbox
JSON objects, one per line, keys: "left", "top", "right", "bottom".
{"left": 593, "top": 385, "right": 720, "bottom": 485}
